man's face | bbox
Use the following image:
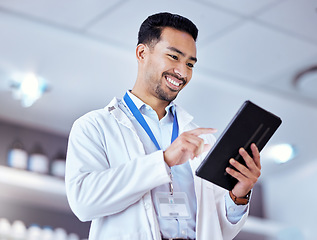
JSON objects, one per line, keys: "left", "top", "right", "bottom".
{"left": 142, "top": 27, "right": 197, "bottom": 102}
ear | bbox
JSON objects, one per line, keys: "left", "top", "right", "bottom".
{"left": 136, "top": 44, "right": 147, "bottom": 62}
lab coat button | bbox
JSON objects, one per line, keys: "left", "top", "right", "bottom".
{"left": 229, "top": 207, "right": 235, "bottom": 212}
{"left": 144, "top": 203, "right": 150, "bottom": 209}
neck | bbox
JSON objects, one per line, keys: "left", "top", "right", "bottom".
{"left": 130, "top": 88, "right": 169, "bottom": 120}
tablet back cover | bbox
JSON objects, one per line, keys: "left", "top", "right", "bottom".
{"left": 195, "top": 100, "right": 282, "bottom": 191}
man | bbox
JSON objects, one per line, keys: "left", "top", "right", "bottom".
{"left": 65, "top": 12, "right": 261, "bottom": 240}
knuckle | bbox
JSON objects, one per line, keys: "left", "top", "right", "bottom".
{"left": 231, "top": 170, "right": 239, "bottom": 177}
{"left": 244, "top": 158, "right": 251, "bottom": 165}
{"left": 181, "top": 132, "right": 188, "bottom": 137}
{"left": 179, "top": 138, "right": 187, "bottom": 146}
{"left": 186, "top": 144, "right": 195, "bottom": 154}
{"left": 246, "top": 179, "right": 254, "bottom": 187}
{"left": 180, "top": 145, "right": 188, "bottom": 153}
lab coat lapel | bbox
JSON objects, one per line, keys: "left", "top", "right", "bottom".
{"left": 106, "top": 98, "right": 137, "bottom": 132}
{"left": 174, "top": 104, "right": 194, "bottom": 134}
{"left": 106, "top": 97, "right": 146, "bottom": 154}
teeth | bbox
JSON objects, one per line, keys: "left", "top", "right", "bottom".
{"left": 166, "top": 77, "right": 180, "bottom": 86}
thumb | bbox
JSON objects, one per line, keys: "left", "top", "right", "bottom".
{"left": 203, "top": 143, "right": 211, "bottom": 152}
{"left": 195, "top": 144, "right": 212, "bottom": 158}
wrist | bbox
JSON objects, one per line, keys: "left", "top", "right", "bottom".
{"left": 163, "top": 150, "right": 172, "bottom": 167}
{"left": 229, "top": 190, "right": 251, "bottom": 205}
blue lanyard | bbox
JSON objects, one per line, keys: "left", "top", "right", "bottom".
{"left": 123, "top": 92, "right": 179, "bottom": 150}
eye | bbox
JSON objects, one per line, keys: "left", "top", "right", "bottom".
{"left": 168, "top": 54, "right": 178, "bottom": 60}
{"left": 187, "top": 62, "right": 194, "bottom": 68}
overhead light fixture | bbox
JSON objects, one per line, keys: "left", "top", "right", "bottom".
{"left": 10, "top": 73, "right": 50, "bottom": 107}
{"left": 262, "top": 143, "right": 297, "bottom": 164}
{"left": 293, "top": 65, "right": 317, "bottom": 95}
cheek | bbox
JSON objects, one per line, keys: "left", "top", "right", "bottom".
{"left": 156, "top": 59, "right": 170, "bottom": 72}
{"left": 189, "top": 70, "right": 193, "bottom": 78}
{"left": 186, "top": 71, "right": 193, "bottom": 82}
{"left": 146, "top": 56, "right": 165, "bottom": 72}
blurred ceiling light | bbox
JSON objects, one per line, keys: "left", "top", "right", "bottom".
{"left": 263, "top": 143, "right": 297, "bottom": 164}
{"left": 293, "top": 65, "right": 317, "bottom": 95}
{"left": 10, "top": 73, "right": 49, "bottom": 107}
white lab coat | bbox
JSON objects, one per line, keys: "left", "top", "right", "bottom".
{"left": 65, "top": 97, "right": 248, "bottom": 240}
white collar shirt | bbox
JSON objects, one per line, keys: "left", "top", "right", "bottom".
{"left": 121, "top": 91, "right": 197, "bottom": 239}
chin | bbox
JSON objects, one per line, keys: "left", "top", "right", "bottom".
{"left": 159, "top": 92, "right": 178, "bottom": 102}
{"left": 155, "top": 84, "right": 180, "bottom": 102}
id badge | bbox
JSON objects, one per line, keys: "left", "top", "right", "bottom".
{"left": 155, "top": 192, "right": 191, "bottom": 219}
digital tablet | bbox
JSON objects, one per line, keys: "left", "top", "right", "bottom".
{"left": 195, "top": 100, "right": 282, "bottom": 191}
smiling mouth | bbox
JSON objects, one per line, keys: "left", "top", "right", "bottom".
{"left": 164, "top": 74, "right": 186, "bottom": 91}
{"left": 166, "top": 76, "right": 180, "bottom": 87}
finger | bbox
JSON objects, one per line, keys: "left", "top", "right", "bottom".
{"left": 239, "top": 147, "right": 260, "bottom": 175}
{"left": 229, "top": 158, "right": 261, "bottom": 179}
{"left": 229, "top": 158, "right": 256, "bottom": 179}
{"left": 183, "top": 134, "right": 205, "bottom": 157}
{"left": 196, "top": 143, "right": 212, "bottom": 157}
{"left": 177, "top": 128, "right": 216, "bottom": 154}
{"left": 226, "top": 166, "right": 257, "bottom": 191}
{"left": 166, "top": 129, "right": 214, "bottom": 165}
{"left": 177, "top": 134, "right": 210, "bottom": 159}
{"left": 170, "top": 134, "right": 204, "bottom": 161}
{"left": 226, "top": 166, "right": 248, "bottom": 183}
{"left": 203, "top": 143, "right": 212, "bottom": 153}
{"left": 187, "top": 127, "right": 217, "bottom": 137}
{"left": 251, "top": 143, "right": 261, "bottom": 169}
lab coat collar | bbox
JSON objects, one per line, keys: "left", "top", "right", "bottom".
{"left": 173, "top": 103, "right": 194, "bottom": 134}
{"left": 107, "top": 96, "right": 194, "bottom": 134}
{"left": 105, "top": 97, "right": 137, "bottom": 133}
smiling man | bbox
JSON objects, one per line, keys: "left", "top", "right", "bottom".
{"left": 65, "top": 12, "right": 261, "bottom": 240}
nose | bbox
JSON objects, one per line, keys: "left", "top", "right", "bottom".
{"left": 174, "top": 63, "right": 188, "bottom": 79}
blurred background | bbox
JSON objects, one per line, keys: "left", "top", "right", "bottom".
{"left": 0, "top": 0, "right": 316, "bottom": 239}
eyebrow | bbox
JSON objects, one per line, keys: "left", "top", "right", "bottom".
{"left": 167, "top": 46, "right": 197, "bottom": 62}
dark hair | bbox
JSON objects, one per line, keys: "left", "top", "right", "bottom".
{"left": 137, "top": 12, "right": 198, "bottom": 46}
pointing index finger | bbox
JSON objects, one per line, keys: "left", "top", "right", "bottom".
{"left": 187, "top": 128, "right": 217, "bottom": 136}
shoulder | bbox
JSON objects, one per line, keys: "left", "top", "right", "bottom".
{"left": 71, "top": 97, "right": 119, "bottom": 132}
